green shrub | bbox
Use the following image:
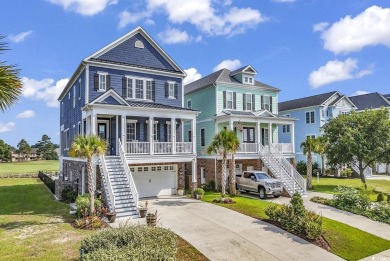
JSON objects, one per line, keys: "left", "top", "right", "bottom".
{"left": 202, "top": 180, "right": 216, "bottom": 192}
{"left": 304, "top": 210, "right": 323, "bottom": 240}
{"left": 61, "top": 186, "right": 77, "bottom": 203}
{"left": 332, "top": 186, "right": 371, "bottom": 214}
{"left": 297, "top": 161, "right": 307, "bottom": 175}
{"left": 194, "top": 188, "right": 204, "bottom": 196}
{"left": 291, "top": 192, "right": 305, "bottom": 217}
{"left": 80, "top": 226, "right": 177, "bottom": 260}
{"left": 366, "top": 202, "right": 390, "bottom": 224}
{"left": 377, "top": 192, "right": 385, "bottom": 202}
{"left": 310, "top": 196, "right": 330, "bottom": 205}
{"left": 340, "top": 168, "right": 352, "bottom": 178}
{"left": 76, "top": 194, "right": 102, "bottom": 217}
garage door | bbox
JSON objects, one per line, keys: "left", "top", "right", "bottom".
{"left": 131, "top": 165, "right": 177, "bottom": 198}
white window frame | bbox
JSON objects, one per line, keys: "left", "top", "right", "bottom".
{"left": 126, "top": 120, "right": 137, "bottom": 141}
{"left": 166, "top": 122, "right": 172, "bottom": 142}
{"left": 305, "top": 111, "right": 315, "bottom": 124}
{"left": 282, "top": 125, "right": 290, "bottom": 133}
{"left": 249, "top": 77, "right": 253, "bottom": 84}
{"left": 200, "top": 128, "right": 205, "bottom": 147}
{"left": 78, "top": 79, "right": 82, "bottom": 100}
{"left": 244, "top": 76, "right": 249, "bottom": 83}
{"left": 187, "top": 99, "right": 192, "bottom": 109}
{"left": 98, "top": 72, "right": 107, "bottom": 92}
{"left": 263, "top": 95, "right": 270, "bottom": 111}
{"left": 125, "top": 76, "right": 153, "bottom": 101}
{"left": 226, "top": 91, "right": 233, "bottom": 109}
{"left": 246, "top": 93, "right": 252, "bottom": 111}
{"left": 168, "top": 81, "right": 175, "bottom": 99}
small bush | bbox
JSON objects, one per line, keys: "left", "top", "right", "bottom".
{"left": 377, "top": 192, "right": 385, "bottom": 202}
{"left": 291, "top": 192, "right": 305, "bottom": 217}
{"left": 310, "top": 196, "right": 330, "bottom": 205}
{"left": 366, "top": 202, "right": 390, "bottom": 224}
{"left": 340, "top": 168, "right": 352, "bottom": 178}
{"left": 80, "top": 226, "right": 177, "bottom": 260}
{"left": 76, "top": 194, "right": 102, "bottom": 218}
{"left": 194, "top": 188, "right": 204, "bottom": 196}
{"left": 61, "top": 186, "right": 77, "bottom": 203}
{"left": 202, "top": 180, "right": 216, "bottom": 192}
{"left": 304, "top": 210, "right": 323, "bottom": 240}
{"left": 297, "top": 161, "right": 307, "bottom": 175}
{"left": 332, "top": 186, "right": 371, "bottom": 214}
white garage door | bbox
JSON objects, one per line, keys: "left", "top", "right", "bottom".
{"left": 131, "top": 165, "right": 177, "bottom": 198}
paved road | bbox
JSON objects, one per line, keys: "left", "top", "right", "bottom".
{"left": 115, "top": 196, "right": 342, "bottom": 261}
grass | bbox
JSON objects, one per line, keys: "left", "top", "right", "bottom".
{"left": 310, "top": 176, "right": 390, "bottom": 201}
{"left": 0, "top": 160, "right": 59, "bottom": 175}
{"left": 0, "top": 179, "right": 207, "bottom": 261}
{"left": 203, "top": 192, "right": 390, "bottom": 261}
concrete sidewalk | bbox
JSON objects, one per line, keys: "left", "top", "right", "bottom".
{"left": 269, "top": 191, "right": 390, "bottom": 240}
{"left": 115, "top": 196, "right": 341, "bottom": 261}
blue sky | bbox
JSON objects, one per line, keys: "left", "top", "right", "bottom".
{"left": 1, "top": 0, "right": 389, "bottom": 147}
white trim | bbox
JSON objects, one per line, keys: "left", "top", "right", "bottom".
{"left": 85, "top": 64, "right": 89, "bottom": 104}
{"left": 321, "top": 91, "right": 341, "bottom": 106}
{"left": 245, "top": 92, "right": 252, "bottom": 111}
{"left": 230, "top": 65, "right": 258, "bottom": 76}
{"left": 168, "top": 81, "right": 176, "bottom": 99}
{"left": 58, "top": 63, "right": 85, "bottom": 101}
{"left": 98, "top": 73, "right": 107, "bottom": 91}
{"left": 225, "top": 90, "right": 233, "bottom": 110}
{"left": 305, "top": 110, "right": 316, "bottom": 124}
{"left": 83, "top": 26, "right": 186, "bottom": 76}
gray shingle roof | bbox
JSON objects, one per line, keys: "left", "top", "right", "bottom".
{"left": 384, "top": 94, "right": 390, "bottom": 101}
{"left": 184, "top": 68, "right": 279, "bottom": 95}
{"left": 278, "top": 91, "right": 338, "bottom": 112}
{"left": 348, "top": 92, "right": 390, "bottom": 110}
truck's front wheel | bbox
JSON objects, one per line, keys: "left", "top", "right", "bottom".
{"left": 258, "top": 187, "right": 266, "bottom": 199}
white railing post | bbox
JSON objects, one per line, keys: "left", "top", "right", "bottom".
{"left": 149, "top": 117, "right": 154, "bottom": 156}
{"left": 99, "top": 155, "right": 115, "bottom": 212}
{"left": 171, "top": 118, "right": 176, "bottom": 155}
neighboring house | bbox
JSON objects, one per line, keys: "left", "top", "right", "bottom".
{"left": 184, "top": 66, "right": 306, "bottom": 196}
{"left": 278, "top": 91, "right": 357, "bottom": 169}
{"left": 57, "top": 27, "right": 198, "bottom": 218}
{"left": 349, "top": 92, "right": 390, "bottom": 174}
{"left": 11, "top": 148, "right": 40, "bottom": 162}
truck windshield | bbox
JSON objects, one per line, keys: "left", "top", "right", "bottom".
{"left": 255, "top": 173, "right": 271, "bottom": 180}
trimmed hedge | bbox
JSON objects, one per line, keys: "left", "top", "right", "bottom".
{"left": 81, "top": 226, "right": 177, "bottom": 260}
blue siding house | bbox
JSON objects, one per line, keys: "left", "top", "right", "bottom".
{"left": 278, "top": 91, "right": 357, "bottom": 169}
{"left": 57, "top": 27, "right": 199, "bottom": 218}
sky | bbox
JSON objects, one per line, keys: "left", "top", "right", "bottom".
{"left": 1, "top": 0, "right": 390, "bottom": 147}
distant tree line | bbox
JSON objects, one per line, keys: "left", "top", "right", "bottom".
{"left": 0, "top": 134, "right": 59, "bottom": 162}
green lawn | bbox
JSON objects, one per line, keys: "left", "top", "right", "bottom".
{"left": 310, "top": 176, "right": 390, "bottom": 201}
{"left": 203, "top": 192, "right": 390, "bottom": 261}
{"left": 0, "top": 178, "right": 207, "bottom": 261}
{"left": 0, "top": 160, "right": 59, "bottom": 175}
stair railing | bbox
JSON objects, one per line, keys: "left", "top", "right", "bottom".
{"left": 118, "top": 138, "right": 139, "bottom": 210}
{"left": 99, "top": 155, "right": 116, "bottom": 212}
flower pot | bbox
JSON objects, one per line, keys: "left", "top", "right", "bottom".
{"left": 146, "top": 210, "right": 157, "bottom": 226}
{"left": 177, "top": 189, "right": 184, "bottom": 196}
{"left": 139, "top": 209, "right": 147, "bottom": 218}
{"left": 106, "top": 212, "right": 116, "bottom": 223}
{"left": 195, "top": 194, "right": 202, "bottom": 200}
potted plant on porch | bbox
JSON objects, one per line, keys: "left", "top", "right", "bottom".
{"left": 138, "top": 201, "right": 148, "bottom": 218}
{"left": 177, "top": 187, "right": 184, "bottom": 196}
{"left": 106, "top": 210, "right": 117, "bottom": 223}
{"left": 194, "top": 188, "right": 204, "bottom": 200}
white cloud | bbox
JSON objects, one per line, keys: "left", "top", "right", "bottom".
{"left": 158, "top": 29, "right": 190, "bottom": 44}
{"left": 351, "top": 90, "right": 369, "bottom": 96}
{"left": 144, "top": 18, "right": 155, "bottom": 26}
{"left": 308, "top": 58, "right": 373, "bottom": 88}
{"left": 313, "top": 22, "right": 329, "bottom": 32}
{"left": 183, "top": 68, "right": 202, "bottom": 85}
{"left": 272, "top": 0, "right": 296, "bottom": 3}
{"left": 0, "top": 122, "right": 15, "bottom": 133}
{"left": 16, "top": 110, "right": 35, "bottom": 119}
{"left": 48, "top": 0, "right": 118, "bottom": 16}
{"left": 213, "top": 59, "right": 241, "bottom": 72}
{"left": 320, "top": 5, "right": 390, "bottom": 54}
{"left": 22, "top": 77, "right": 69, "bottom": 107}
{"left": 119, "top": 0, "right": 266, "bottom": 36}
{"left": 8, "top": 30, "right": 33, "bottom": 43}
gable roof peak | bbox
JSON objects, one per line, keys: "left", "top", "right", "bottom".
{"left": 229, "top": 65, "right": 257, "bottom": 76}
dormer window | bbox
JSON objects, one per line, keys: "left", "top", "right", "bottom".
{"left": 243, "top": 75, "right": 254, "bottom": 85}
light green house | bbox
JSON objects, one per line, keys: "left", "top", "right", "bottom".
{"left": 184, "top": 65, "right": 306, "bottom": 196}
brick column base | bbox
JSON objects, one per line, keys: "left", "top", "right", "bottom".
{"left": 191, "top": 181, "right": 198, "bottom": 197}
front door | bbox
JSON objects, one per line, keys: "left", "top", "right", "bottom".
{"left": 243, "top": 127, "right": 255, "bottom": 143}
{"left": 261, "top": 128, "right": 269, "bottom": 146}
{"left": 98, "top": 121, "right": 110, "bottom": 155}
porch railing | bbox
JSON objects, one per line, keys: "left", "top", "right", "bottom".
{"left": 273, "top": 143, "right": 294, "bottom": 154}
{"left": 176, "top": 142, "right": 193, "bottom": 154}
{"left": 98, "top": 155, "right": 116, "bottom": 212}
{"left": 154, "top": 142, "right": 172, "bottom": 154}
{"left": 237, "top": 143, "right": 258, "bottom": 154}
{"left": 126, "top": 142, "right": 150, "bottom": 154}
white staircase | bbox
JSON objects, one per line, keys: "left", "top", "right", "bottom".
{"left": 259, "top": 144, "right": 307, "bottom": 196}
{"left": 350, "top": 156, "right": 372, "bottom": 178}
{"left": 99, "top": 154, "right": 138, "bottom": 218}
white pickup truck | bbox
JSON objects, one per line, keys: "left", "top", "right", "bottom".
{"left": 236, "top": 171, "right": 282, "bottom": 199}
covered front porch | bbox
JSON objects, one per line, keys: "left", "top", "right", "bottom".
{"left": 215, "top": 110, "right": 296, "bottom": 156}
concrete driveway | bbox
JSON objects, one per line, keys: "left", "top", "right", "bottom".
{"left": 116, "top": 196, "right": 342, "bottom": 261}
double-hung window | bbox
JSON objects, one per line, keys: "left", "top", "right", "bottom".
{"left": 153, "top": 122, "right": 158, "bottom": 141}
{"left": 282, "top": 125, "right": 290, "bottom": 133}
{"left": 306, "top": 111, "right": 315, "bottom": 124}
{"left": 99, "top": 74, "right": 106, "bottom": 91}
{"left": 246, "top": 93, "right": 252, "bottom": 111}
{"left": 126, "top": 77, "right": 153, "bottom": 100}
{"left": 226, "top": 91, "right": 233, "bottom": 109}
{"left": 126, "top": 79, "right": 133, "bottom": 99}
{"left": 168, "top": 82, "right": 175, "bottom": 98}
{"left": 135, "top": 79, "right": 143, "bottom": 99}
{"left": 167, "top": 123, "right": 172, "bottom": 142}
{"left": 146, "top": 80, "right": 152, "bottom": 100}
{"left": 263, "top": 96, "right": 270, "bottom": 111}
{"left": 126, "top": 121, "right": 136, "bottom": 141}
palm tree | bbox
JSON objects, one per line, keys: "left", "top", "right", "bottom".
{"left": 300, "top": 136, "right": 317, "bottom": 189}
{"left": 313, "top": 136, "right": 328, "bottom": 176}
{"left": 227, "top": 130, "right": 240, "bottom": 195}
{"left": 69, "top": 135, "right": 106, "bottom": 215}
{"left": 0, "top": 36, "right": 22, "bottom": 111}
{"left": 207, "top": 128, "right": 231, "bottom": 196}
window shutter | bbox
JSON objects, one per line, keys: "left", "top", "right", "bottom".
{"left": 223, "top": 91, "right": 226, "bottom": 109}
{"left": 243, "top": 93, "right": 246, "bottom": 111}
{"left": 94, "top": 74, "right": 99, "bottom": 91}
{"left": 144, "top": 123, "right": 148, "bottom": 141}
{"left": 174, "top": 83, "right": 179, "bottom": 99}
{"left": 165, "top": 82, "right": 169, "bottom": 97}
{"left": 136, "top": 122, "right": 140, "bottom": 141}
{"left": 152, "top": 81, "right": 156, "bottom": 101}
{"left": 261, "top": 95, "right": 264, "bottom": 110}
{"left": 122, "top": 77, "right": 127, "bottom": 98}
{"left": 252, "top": 94, "right": 255, "bottom": 111}
{"left": 106, "top": 75, "right": 111, "bottom": 89}
{"left": 270, "top": 96, "right": 273, "bottom": 112}
{"left": 233, "top": 92, "right": 236, "bottom": 110}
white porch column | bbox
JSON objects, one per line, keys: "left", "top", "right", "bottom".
{"left": 268, "top": 122, "right": 272, "bottom": 145}
{"left": 192, "top": 118, "right": 197, "bottom": 154}
{"left": 171, "top": 118, "right": 176, "bottom": 154}
{"left": 115, "top": 116, "right": 119, "bottom": 155}
{"left": 229, "top": 119, "right": 234, "bottom": 130}
{"left": 91, "top": 113, "right": 97, "bottom": 135}
{"left": 257, "top": 121, "right": 261, "bottom": 152}
{"left": 149, "top": 117, "right": 154, "bottom": 155}
{"left": 121, "top": 115, "right": 126, "bottom": 152}
{"left": 86, "top": 116, "right": 91, "bottom": 135}
{"left": 291, "top": 123, "right": 295, "bottom": 153}
{"left": 192, "top": 158, "right": 197, "bottom": 183}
